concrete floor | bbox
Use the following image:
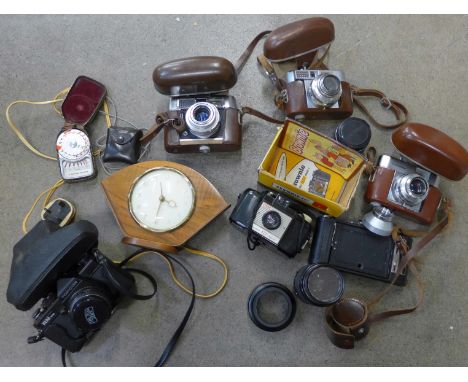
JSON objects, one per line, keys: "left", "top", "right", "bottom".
{"left": 0, "top": 15, "right": 467, "bottom": 366}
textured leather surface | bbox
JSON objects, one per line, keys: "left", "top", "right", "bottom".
{"left": 392, "top": 123, "right": 468, "bottom": 181}
{"left": 264, "top": 17, "right": 334, "bottom": 63}
{"left": 153, "top": 56, "right": 237, "bottom": 96}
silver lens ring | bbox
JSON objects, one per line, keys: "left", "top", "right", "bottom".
{"left": 310, "top": 74, "right": 342, "bottom": 107}
{"left": 393, "top": 174, "right": 429, "bottom": 206}
{"left": 185, "top": 102, "right": 221, "bottom": 138}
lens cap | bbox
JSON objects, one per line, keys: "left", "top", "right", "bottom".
{"left": 335, "top": 117, "right": 371, "bottom": 153}
{"left": 248, "top": 282, "right": 296, "bottom": 332}
{"left": 69, "top": 287, "right": 113, "bottom": 330}
{"left": 323, "top": 75, "right": 341, "bottom": 93}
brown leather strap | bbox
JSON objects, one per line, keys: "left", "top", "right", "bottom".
{"left": 239, "top": 106, "right": 284, "bottom": 125}
{"left": 351, "top": 86, "right": 409, "bottom": 129}
{"left": 235, "top": 30, "right": 271, "bottom": 75}
{"left": 325, "top": 199, "right": 452, "bottom": 349}
{"left": 140, "top": 111, "right": 184, "bottom": 145}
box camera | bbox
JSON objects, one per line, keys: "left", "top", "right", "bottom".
{"left": 229, "top": 188, "right": 313, "bottom": 258}
{"left": 363, "top": 123, "right": 468, "bottom": 236}
{"left": 309, "top": 216, "right": 411, "bottom": 286}
{"left": 6, "top": 202, "right": 137, "bottom": 353}
{"left": 153, "top": 56, "right": 242, "bottom": 153}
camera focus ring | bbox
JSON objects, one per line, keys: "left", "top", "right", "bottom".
{"left": 310, "top": 74, "right": 342, "bottom": 107}
{"left": 185, "top": 102, "right": 221, "bottom": 138}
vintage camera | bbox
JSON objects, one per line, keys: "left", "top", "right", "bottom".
{"left": 363, "top": 154, "right": 441, "bottom": 236}
{"left": 229, "top": 188, "right": 313, "bottom": 258}
{"left": 309, "top": 216, "right": 411, "bottom": 286}
{"left": 6, "top": 201, "right": 137, "bottom": 353}
{"left": 257, "top": 17, "right": 353, "bottom": 120}
{"left": 363, "top": 123, "right": 468, "bottom": 236}
{"left": 153, "top": 56, "right": 242, "bottom": 153}
{"left": 282, "top": 69, "right": 353, "bottom": 120}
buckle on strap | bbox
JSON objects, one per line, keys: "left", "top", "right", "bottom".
{"left": 380, "top": 96, "right": 392, "bottom": 110}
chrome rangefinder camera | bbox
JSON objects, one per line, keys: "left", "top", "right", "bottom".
{"left": 282, "top": 69, "right": 353, "bottom": 120}
{"left": 229, "top": 188, "right": 313, "bottom": 258}
{"left": 363, "top": 123, "right": 468, "bottom": 236}
{"left": 153, "top": 56, "right": 242, "bottom": 153}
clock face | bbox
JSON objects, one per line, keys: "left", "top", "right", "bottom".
{"left": 128, "top": 167, "right": 196, "bottom": 232}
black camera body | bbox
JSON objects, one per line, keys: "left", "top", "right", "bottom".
{"left": 308, "top": 216, "right": 411, "bottom": 285}
{"left": 229, "top": 188, "right": 313, "bottom": 258}
{"left": 7, "top": 216, "right": 136, "bottom": 352}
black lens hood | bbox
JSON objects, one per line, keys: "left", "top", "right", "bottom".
{"left": 247, "top": 282, "right": 296, "bottom": 332}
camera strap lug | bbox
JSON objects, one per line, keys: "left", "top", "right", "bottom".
{"left": 27, "top": 332, "right": 44, "bottom": 344}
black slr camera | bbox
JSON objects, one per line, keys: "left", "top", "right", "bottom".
{"left": 229, "top": 189, "right": 313, "bottom": 258}
{"left": 6, "top": 204, "right": 138, "bottom": 353}
{"left": 308, "top": 216, "right": 411, "bottom": 285}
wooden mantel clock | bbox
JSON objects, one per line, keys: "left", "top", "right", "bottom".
{"left": 101, "top": 160, "right": 230, "bottom": 253}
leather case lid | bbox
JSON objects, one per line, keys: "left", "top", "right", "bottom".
{"left": 61, "top": 76, "right": 107, "bottom": 125}
{"left": 263, "top": 17, "right": 334, "bottom": 63}
{"left": 7, "top": 220, "right": 98, "bottom": 311}
{"left": 392, "top": 123, "right": 468, "bottom": 181}
{"left": 153, "top": 56, "right": 237, "bottom": 96}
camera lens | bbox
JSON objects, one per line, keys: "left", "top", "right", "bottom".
{"left": 185, "top": 102, "right": 221, "bottom": 138}
{"left": 322, "top": 75, "right": 341, "bottom": 94}
{"left": 409, "top": 177, "right": 427, "bottom": 195}
{"left": 68, "top": 286, "right": 113, "bottom": 331}
{"left": 393, "top": 174, "right": 429, "bottom": 206}
{"left": 262, "top": 211, "right": 282, "bottom": 230}
{"left": 310, "top": 73, "right": 343, "bottom": 107}
{"left": 194, "top": 106, "right": 210, "bottom": 122}
{"left": 294, "top": 265, "right": 344, "bottom": 306}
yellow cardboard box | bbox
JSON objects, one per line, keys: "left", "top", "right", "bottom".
{"left": 258, "top": 119, "right": 365, "bottom": 217}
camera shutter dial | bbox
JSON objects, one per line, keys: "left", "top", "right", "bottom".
{"left": 68, "top": 286, "right": 113, "bottom": 331}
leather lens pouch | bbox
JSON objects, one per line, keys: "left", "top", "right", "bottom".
{"left": 103, "top": 126, "right": 143, "bottom": 165}
{"left": 325, "top": 298, "right": 370, "bottom": 349}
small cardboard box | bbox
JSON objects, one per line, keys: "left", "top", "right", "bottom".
{"left": 258, "top": 119, "right": 365, "bottom": 217}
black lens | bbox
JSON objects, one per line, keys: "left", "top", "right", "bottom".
{"left": 294, "top": 265, "right": 344, "bottom": 306}
{"left": 409, "top": 177, "right": 428, "bottom": 196}
{"left": 323, "top": 75, "right": 341, "bottom": 93}
{"left": 194, "top": 106, "right": 210, "bottom": 122}
{"left": 262, "top": 211, "right": 282, "bottom": 230}
{"left": 68, "top": 286, "right": 113, "bottom": 330}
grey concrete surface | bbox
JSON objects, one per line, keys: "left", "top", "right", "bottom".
{"left": 0, "top": 15, "right": 467, "bottom": 367}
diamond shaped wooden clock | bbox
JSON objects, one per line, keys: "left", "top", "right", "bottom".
{"left": 101, "top": 160, "right": 230, "bottom": 253}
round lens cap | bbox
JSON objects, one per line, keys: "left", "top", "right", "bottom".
{"left": 69, "top": 288, "right": 113, "bottom": 330}
{"left": 335, "top": 117, "right": 372, "bottom": 152}
{"left": 323, "top": 75, "right": 341, "bottom": 92}
{"left": 248, "top": 282, "right": 296, "bottom": 332}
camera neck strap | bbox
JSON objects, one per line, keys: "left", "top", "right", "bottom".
{"left": 140, "top": 111, "right": 185, "bottom": 145}
{"left": 235, "top": 30, "right": 271, "bottom": 75}
{"left": 350, "top": 86, "right": 409, "bottom": 130}
{"left": 325, "top": 199, "right": 452, "bottom": 349}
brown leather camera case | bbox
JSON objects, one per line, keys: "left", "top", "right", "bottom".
{"left": 153, "top": 56, "right": 237, "bottom": 96}
{"left": 392, "top": 123, "right": 468, "bottom": 181}
{"left": 365, "top": 166, "right": 442, "bottom": 225}
{"left": 264, "top": 17, "right": 335, "bottom": 65}
{"left": 164, "top": 108, "right": 241, "bottom": 153}
{"left": 283, "top": 80, "right": 354, "bottom": 120}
